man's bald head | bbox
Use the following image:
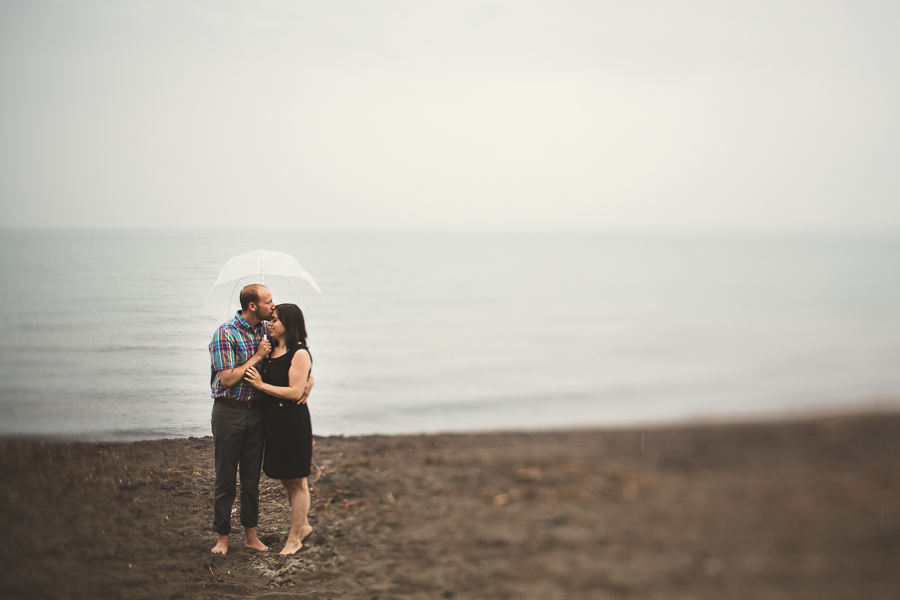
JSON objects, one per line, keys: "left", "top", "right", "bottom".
{"left": 240, "top": 284, "right": 267, "bottom": 311}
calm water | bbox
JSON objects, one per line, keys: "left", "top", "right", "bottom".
{"left": 1, "top": 229, "right": 899, "bottom": 440}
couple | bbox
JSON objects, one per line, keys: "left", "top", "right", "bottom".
{"left": 208, "top": 284, "right": 315, "bottom": 556}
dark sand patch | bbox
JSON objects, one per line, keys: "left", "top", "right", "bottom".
{"left": 2, "top": 412, "right": 899, "bottom": 599}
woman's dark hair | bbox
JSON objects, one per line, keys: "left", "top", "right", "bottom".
{"left": 274, "top": 303, "right": 307, "bottom": 348}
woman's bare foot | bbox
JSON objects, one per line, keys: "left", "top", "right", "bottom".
{"left": 211, "top": 535, "right": 229, "bottom": 555}
{"left": 299, "top": 524, "right": 313, "bottom": 542}
{"left": 243, "top": 527, "right": 269, "bottom": 552}
{"left": 279, "top": 525, "right": 313, "bottom": 555}
{"left": 279, "top": 539, "right": 303, "bottom": 555}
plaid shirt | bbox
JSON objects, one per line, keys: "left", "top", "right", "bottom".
{"left": 209, "top": 312, "right": 271, "bottom": 402}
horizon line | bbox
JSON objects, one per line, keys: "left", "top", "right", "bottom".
{"left": 1, "top": 224, "right": 900, "bottom": 239}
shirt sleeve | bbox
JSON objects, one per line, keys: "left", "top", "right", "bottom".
{"left": 210, "top": 327, "right": 237, "bottom": 372}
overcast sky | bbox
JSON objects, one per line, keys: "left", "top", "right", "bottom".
{"left": 1, "top": 0, "right": 898, "bottom": 232}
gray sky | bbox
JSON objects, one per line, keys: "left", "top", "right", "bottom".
{"left": 1, "top": 0, "right": 898, "bottom": 232}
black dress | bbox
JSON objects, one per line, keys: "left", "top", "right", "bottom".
{"left": 261, "top": 342, "right": 313, "bottom": 480}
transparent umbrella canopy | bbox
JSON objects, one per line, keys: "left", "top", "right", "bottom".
{"left": 202, "top": 249, "right": 323, "bottom": 321}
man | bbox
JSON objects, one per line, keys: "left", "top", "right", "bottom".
{"left": 207, "top": 284, "right": 274, "bottom": 555}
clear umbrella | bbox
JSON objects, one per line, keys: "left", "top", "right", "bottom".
{"left": 202, "top": 249, "right": 323, "bottom": 321}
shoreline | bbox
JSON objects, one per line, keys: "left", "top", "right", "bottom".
{"left": 3, "top": 411, "right": 899, "bottom": 599}
{"left": 3, "top": 401, "right": 899, "bottom": 443}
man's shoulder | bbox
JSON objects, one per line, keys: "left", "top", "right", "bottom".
{"left": 212, "top": 318, "right": 240, "bottom": 340}
{"left": 217, "top": 317, "right": 239, "bottom": 331}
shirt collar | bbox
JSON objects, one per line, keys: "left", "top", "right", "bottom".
{"left": 233, "top": 311, "right": 264, "bottom": 333}
{"left": 232, "top": 311, "right": 269, "bottom": 334}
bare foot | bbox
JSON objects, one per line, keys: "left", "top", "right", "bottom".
{"left": 211, "top": 535, "right": 229, "bottom": 555}
{"left": 299, "top": 524, "right": 313, "bottom": 543}
{"left": 279, "top": 525, "right": 313, "bottom": 555}
{"left": 243, "top": 526, "right": 268, "bottom": 552}
{"left": 279, "top": 539, "right": 303, "bottom": 555}
{"left": 244, "top": 538, "right": 269, "bottom": 552}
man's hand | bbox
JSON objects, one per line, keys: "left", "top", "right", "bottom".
{"left": 297, "top": 375, "right": 315, "bottom": 404}
{"left": 216, "top": 338, "right": 272, "bottom": 388}
{"left": 254, "top": 338, "right": 272, "bottom": 359}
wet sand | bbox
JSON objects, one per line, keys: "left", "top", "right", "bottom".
{"left": 2, "top": 411, "right": 899, "bottom": 599}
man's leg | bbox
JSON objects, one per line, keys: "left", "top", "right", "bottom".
{"left": 239, "top": 407, "right": 267, "bottom": 551}
{"left": 211, "top": 403, "right": 242, "bottom": 554}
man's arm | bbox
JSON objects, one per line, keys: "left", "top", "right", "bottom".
{"left": 211, "top": 329, "right": 272, "bottom": 389}
{"left": 298, "top": 375, "right": 314, "bottom": 404}
{"left": 217, "top": 338, "right": 271, "bottom": 388}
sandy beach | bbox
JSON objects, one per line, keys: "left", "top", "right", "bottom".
{"left": 2, "top": 411, "right": 899, "bottom": 599}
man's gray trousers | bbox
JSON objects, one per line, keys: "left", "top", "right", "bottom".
{"left": 210, "top": 402, "right": 264, "bottom": 536}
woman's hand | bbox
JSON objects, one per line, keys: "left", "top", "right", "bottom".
{"left": 244, "top": 366, "right": 263, "bottom": 389}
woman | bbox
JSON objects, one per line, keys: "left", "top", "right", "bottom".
{"left": 244, "top": 303, "right": 314, "bottom": 555}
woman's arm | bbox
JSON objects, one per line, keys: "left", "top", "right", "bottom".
{"left": 244, "top": 349, "right": 312, "bottom": 402}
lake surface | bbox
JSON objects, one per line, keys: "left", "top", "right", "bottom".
{"left": 1, "top": 229, "right": 899, "bottom": 440}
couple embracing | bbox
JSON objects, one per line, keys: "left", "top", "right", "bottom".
{"left": 208, "top": 284, "right": 315, "bottom": 555}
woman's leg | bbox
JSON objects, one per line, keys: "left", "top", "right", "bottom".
{"left": 280, "top": 477, "right": 312, "bottom": 555}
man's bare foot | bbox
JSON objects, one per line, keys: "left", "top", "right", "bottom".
{"left": 211, "top": 535, "right": 229, "bottom": 555}
{"left": 279, "top": 525, "right": 313, "bottom": 555}
{"left": 244, "top": 538, "right": 269, "bottom": 552}
{"left": 243, "top": 526, "right": 268, "bottom": 552}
